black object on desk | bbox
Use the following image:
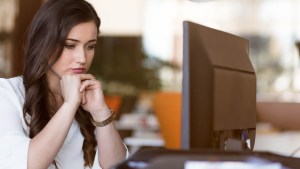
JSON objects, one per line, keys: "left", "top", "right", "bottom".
{"left": 112, "top": 148, "right": 300, "bottom": 169}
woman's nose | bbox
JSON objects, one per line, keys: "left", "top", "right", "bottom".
{"left": 76, "top": 47, "right": 86, "bottom": 64}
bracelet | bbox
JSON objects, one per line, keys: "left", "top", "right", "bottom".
{"left": 91, "top": 109, "right": 116, "bottom": 127}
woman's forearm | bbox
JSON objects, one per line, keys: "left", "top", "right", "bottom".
{"left": 27, "top": 102, "right": 78, "bottom": 169}
{"left": 93, "top": 111, "right": 126, "bottom": 169}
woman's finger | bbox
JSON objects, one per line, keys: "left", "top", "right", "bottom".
{"left": 77, "top": 74, "right": 95, "bottom": 81}
{"left": 80, "top": 79, "right": 101, "bottom": 92}
{"left": 81, "top": 91, "right": 87, "bottom": 105}
{"left": 79, "top": 80, "right": 92, "bottom": 92}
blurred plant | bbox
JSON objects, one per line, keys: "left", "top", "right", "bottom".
{"left": 90, "top": 36, "right": 180, "bottom": 96}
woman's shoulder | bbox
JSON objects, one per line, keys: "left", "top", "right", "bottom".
{"left": 0, "top": 76, "right": 28, "bottom": 134}
{"left": 0, "top": 76, "right": 24, "bottom": 99}
{"left": 0, "top": 76, "right": 25, "bottom": 113}
{"left": 0, "top": 76, "right": 23, "bottom": 88}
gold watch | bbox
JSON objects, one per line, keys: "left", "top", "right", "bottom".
{"left": 91, "top": 109, "right": 116, "bottom": 127}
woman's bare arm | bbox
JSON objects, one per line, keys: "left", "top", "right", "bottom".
{"left": 28, "top": 75, "right": 83, "bottom": 169}
{"left": 93, "top": 108, "right": 126, "bottom": 169}
{"left": 27, "top": 102, "right": 78, "bottom": 169}
{"left": 79, "top": 78, "right": 126, "bottom": 169}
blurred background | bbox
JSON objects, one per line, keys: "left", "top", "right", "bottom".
{"left": 2, "top": 0, "right": 300, "bottom": 156}
{"left": 3, "top": 0, "right": 300, "bottom": 98}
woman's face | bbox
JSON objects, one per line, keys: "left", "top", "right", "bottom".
{"left": 47, "top": 21, "right": 98, "bottom": 80}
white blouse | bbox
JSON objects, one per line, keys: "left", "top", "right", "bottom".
{"left": 0, "top": 77, "right": 127, "bottom": 169}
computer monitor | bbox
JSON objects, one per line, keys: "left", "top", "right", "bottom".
{"left": 181, "top": 21, "right": 256, "bottom": 151}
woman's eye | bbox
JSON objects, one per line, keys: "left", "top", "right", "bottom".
{"left": 64, "top": 44, "right": 75, "bottom": 49}
{"left": 87, "top": 44, "right": 96, "bottom": 50}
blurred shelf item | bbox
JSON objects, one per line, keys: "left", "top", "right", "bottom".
{"left": 116, "top": 110, "right": 163, "bottom": 154}
{"left": 116, "top": 113, "right": 160, "bottom": 131}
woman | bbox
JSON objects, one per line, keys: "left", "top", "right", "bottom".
{"left": 0, "top": 0, "right": 127, "bottom": 168}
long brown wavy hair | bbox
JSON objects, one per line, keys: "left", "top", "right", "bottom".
{"left": 22, "top": 0, "right": 101, "bottom": 167}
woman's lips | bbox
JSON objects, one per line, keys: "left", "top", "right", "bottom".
{"left": 71, "top": 68, "right": 85, "bottom": 74}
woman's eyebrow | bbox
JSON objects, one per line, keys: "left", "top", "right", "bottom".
{"left": 65, "top": 38, "right": 97, "bottom": 43}
{"left": 65, "top": 38, "right": 80, "bottom": 42}
{"left": 87, "top": 39, "right": 97, "bottom": 43}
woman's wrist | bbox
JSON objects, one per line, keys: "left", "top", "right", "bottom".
{"left": 91, "top": 108, "right": 116, "bottom": 127}
{"left": 62, "top": 101, "right": 80, "bottom": 113}
{"left": 90, "top": 107, "right": 117, "bottom": 127}
{"left": 90, "top": 106, "right": 112, "bottom": 122}
{"left": 63, "top": 97, "right": 81, "bottom": 108}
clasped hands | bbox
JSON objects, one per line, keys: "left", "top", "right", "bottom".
{"left": 60, "top": 74, "right": 108, "bottom": 118}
